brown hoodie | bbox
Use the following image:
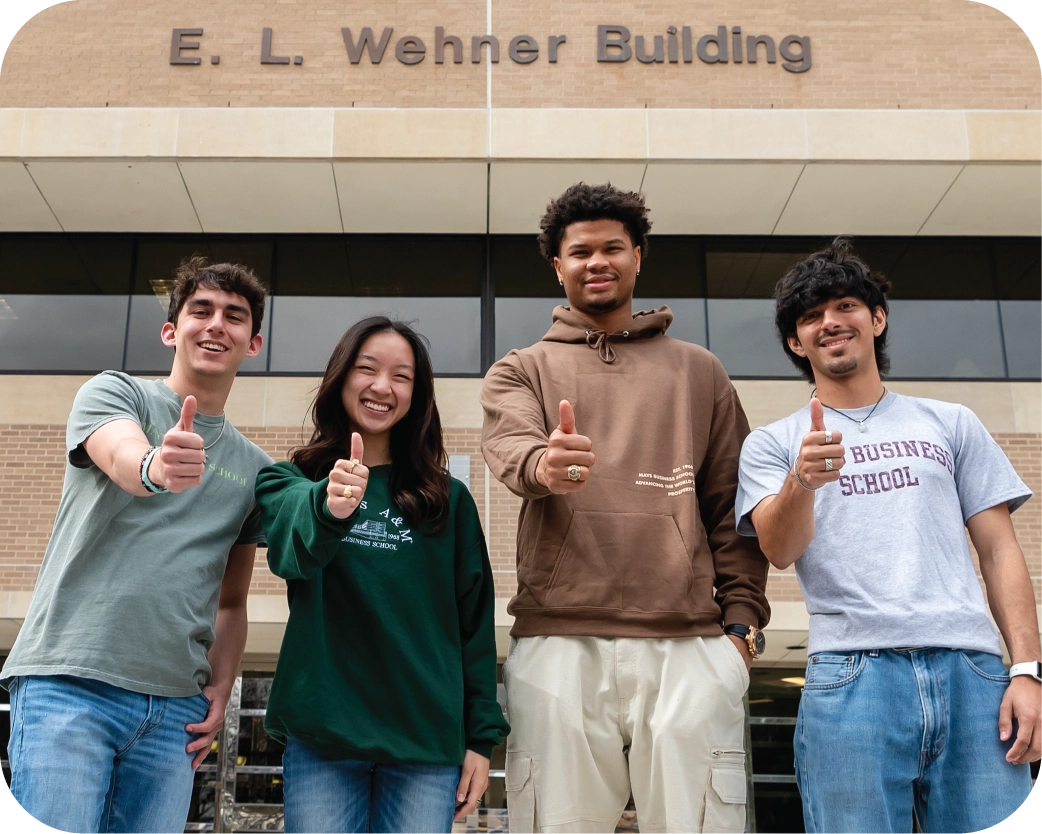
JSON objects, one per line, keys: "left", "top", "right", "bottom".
{"left": 480, "top": 305, "right": 770, "bottom": 639}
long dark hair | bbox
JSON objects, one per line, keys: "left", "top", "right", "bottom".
{"left": 291, "top": 317, "right": 450, "bottom": 531}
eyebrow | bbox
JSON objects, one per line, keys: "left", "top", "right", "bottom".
{"left": 357, "top": 353, "right": 414, "bottom": 370}
{"left": 186, "top": 299, "right": 250, "bottom": 317}
{"left": 567, "top": 237, "right": 625, "bottom": 251}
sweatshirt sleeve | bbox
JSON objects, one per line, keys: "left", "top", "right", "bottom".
{"left": 696, "top": 373, "right": 771, "bottom": 630}
{"left": 479, "top": 352, "right": 553, "bottom": 500}
{"left": 255, "top": 462, "right": 358, "bottom": 581}
{"left": 453, "top": 487, "right": 510, "bottom": 758}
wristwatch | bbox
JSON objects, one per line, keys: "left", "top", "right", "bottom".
{"left": 723, "top": 624, "right": 765, "bottom": 660}
{"left": 1009, "top": 661, "right": 1042, "bottom": 682}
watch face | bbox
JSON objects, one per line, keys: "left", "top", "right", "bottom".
{"left": 752, "top": 631, "right": 766, "bottom": 655}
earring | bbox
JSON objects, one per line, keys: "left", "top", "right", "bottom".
{"left": 636, "top": 270, "right": 641, "bottom": 276}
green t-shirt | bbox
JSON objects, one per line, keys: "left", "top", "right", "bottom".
{"left": 1, "top": 371, "right": 272, "bottom": 697}
{"left": 256, "top": 462, "right": 509, "bottom": 765}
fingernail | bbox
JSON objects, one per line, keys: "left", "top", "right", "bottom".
{"left": 457, "top": 793, "right": 465, "bottom": 802}
{"left": 1000, "top": 731, "right": 1008, "bottom": 740}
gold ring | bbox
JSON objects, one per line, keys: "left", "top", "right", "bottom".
{"left": 567, "top": 464, "right": 581, "bottom": 482}
{"left": 347, "top": 459, "right": 359, "bottom": 473}
{"left": 343, "top": 484, "right": 353, "bottom": 499}
{"left": 824, "top": 428, "right": 833, "bottom": 444}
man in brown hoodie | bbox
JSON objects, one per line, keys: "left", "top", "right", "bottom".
{"left": 481, "top": 183, "right": 771, "bottom": 833}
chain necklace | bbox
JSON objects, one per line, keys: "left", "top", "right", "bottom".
{"left": 202, "top": 414, "right": 227, "bottom": 450}
{"left": 813, "top": 388, "right": 887, "bottom": 433}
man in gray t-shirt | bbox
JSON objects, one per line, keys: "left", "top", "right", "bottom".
{"left": 1, "top": 257, "right": 273, "bottom": 834}
{"left": 736, "top": 237, "right": 1040, "bottom": 833}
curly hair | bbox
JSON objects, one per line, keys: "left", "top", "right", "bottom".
{"left": 168, "top": 255, "right": 267, "bottom": 337}
{"left": 774, "top": 236, "right": 892, "bottom": 382}
{"left": 537, "top": 182, "right": 652, "bottom": 261}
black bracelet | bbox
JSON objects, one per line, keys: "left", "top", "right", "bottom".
{"left": 140, "top": 446, "right": 168, "bottom": 494}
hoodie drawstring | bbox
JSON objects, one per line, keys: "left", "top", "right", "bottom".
{"left": 584, "top": 330, "right": 617, "bottom": 364}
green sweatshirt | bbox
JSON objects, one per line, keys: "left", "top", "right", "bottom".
{"left": 256, "top": 462, "right": 509, "bottom": 764}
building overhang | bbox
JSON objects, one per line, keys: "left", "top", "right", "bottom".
{"left": 0, "top": 107, "right": 1038, "bottom": 236}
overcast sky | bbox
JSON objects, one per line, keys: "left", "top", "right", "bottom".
{"left": 0, "top": 1, "right": 1037, "bottom": 67}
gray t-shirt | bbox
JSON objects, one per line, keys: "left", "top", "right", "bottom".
{"left": 2, "top": 371, "right": 272, "bottom": 697}
{"left": 736, "top": 392, "right": 1030, "bottom": 656}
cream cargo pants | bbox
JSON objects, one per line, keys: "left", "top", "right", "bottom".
{"left": 502, "top": 635, "right": 749, "bottom": 833}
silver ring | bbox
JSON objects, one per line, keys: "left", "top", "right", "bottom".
{"left": 567, "top": 464, "right": 581, "bottom": 482}
{"left": 824, "top": 428, "right": 833, "bottom": 444}
{"left": 824, "top": 458, "right": 833, "bottom": 472}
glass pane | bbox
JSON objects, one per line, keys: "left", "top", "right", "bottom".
{"left": 879, "top": 239, "right": 993, "bottom": 300}
{"left": 491, "top": 236, "right": 558, "bottom": 297}
{"left": 706, "top": 299, "right": 800, "bottom": 378}
{"left": 1000, "top": 300, "right": 1041, "bottom": 379}
{"left": 123, "top": 293, "right": 271, "bottom": 375}
{"left": 637, "top": 237, "right": 705, "bottom": 297}
{"left": 270, "top": 296, "right": 481, "bottom": 374}
{"left": 0, "top": 295, "right": 127, "bottom": 371}
{"left": 0, "top": 235, "right": 132, "bottom": 295}
{"left": 705, "top": 238, "right": 811, "bottom": 299}
{"left": 275, "top": 236, "right": 483, "bottom": 296}
{"left": 993, "top": 239, "right": 1041, "bottom": 300}
{"left": 133, "top": 238, "right": 273, "bottom": 295}
{"left": 887, "top": 300, "right": 1005, "bottom": 378}
{"left": 494, "top": 298, "right": 560, "bottom": 360}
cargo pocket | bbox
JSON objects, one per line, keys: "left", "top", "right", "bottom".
{"left": 702, "top": 750, "right": 747, "bottom": 834}
{"left": 505, "top": 753, "right": 535, "bottom": 833}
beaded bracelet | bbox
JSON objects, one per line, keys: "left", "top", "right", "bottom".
{"left": 140, "top": 446, "right": 168, "bottom": 494}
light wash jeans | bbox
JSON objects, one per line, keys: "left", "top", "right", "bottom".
{"left": 795, "top": 648, "right": 1033, "bottom": 833}
{"left": 281, "top": 736, "right": 461, "bottom": 833}
{"left": 7, "top": 674, "right": 210, "bottom": 833}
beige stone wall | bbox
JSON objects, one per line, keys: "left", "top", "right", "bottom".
{"left": 1, "top": 0, "right": 1038, "bottom": 110}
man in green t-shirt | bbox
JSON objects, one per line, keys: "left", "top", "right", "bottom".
{"left": 2, "top": 256, "right": 273, "bottom": 833}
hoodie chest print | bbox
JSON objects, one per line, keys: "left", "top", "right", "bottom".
{"left": 342, "top": 500, "right": 414, "bottom": 551}
{"left": 635, "top": 463, "right": 695, "bottom": 497}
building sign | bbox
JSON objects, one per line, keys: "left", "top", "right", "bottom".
{"left": 171, "top": 25, "right": 812, "bottom": 73}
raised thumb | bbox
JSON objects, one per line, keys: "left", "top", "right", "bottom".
{"left": 350, "top": 431, "right": 364, "bottom": 463}
{"left": 558, "top": 400, "right": 576, "bottom": 435}
{"left": 809, "top": 397, "right": 826, "bottom": 432}
{"left": 179, "top": 395, "right": 198, "bottom": 432}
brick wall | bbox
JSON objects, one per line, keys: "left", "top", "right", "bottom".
{"left": 2, "top": 424, "right": 1038, "bottom": 610}
{"left": 1, "top": 0, "right": 1038, "bottom": 110}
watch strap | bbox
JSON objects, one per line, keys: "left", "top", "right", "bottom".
{"left": 1009, "top": 661, "right": 1042, "bottom": 682}
{"left": 723, "top": 625, "right": 751, "bottom": 638}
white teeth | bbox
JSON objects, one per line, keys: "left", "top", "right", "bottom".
{"left": 363, "top": 400, "right": 391, "bottom": 412}
{"left": 200, "top": 342, "right": 227, "bottom": 352}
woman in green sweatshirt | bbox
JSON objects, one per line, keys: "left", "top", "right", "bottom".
{"left": 255, "top": 316, "right": 508, "bottom": 833}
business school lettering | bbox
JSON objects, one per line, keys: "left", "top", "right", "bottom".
{"left": 835, "top": 439, "right": 954, "bottom": 498}
{"left": 169, "top": 24, "right": 812, "bottom": 73}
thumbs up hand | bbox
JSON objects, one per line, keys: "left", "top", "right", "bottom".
{"left": 150, "top": 395, "right": 206, "bottom": 493}
{"left": 793, "top": 397, "right": 845, "bottom": 491}
{"left": 327, "top": 432, "right": 370, "bottom": 519}
{"left": 536, "top": 400, "right": 596, "bottom": 494}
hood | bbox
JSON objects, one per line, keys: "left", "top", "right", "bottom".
{"left": 541, "top": 305, "right": 674, "bottom": 363}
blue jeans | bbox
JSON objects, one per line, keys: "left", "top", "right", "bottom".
{"left": 795, "top": 648, "right": 1032, "bottom": 833}
{"left": 7, "top": 674, "right": 210, "bottom": 833}
{"left": 282, "top": 736, "right": 461, "bottom": 833}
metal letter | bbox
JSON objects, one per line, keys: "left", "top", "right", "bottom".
{"left": 435, "top": 27, "right": 463, "bottom": 64}
{"left": 342, "top": 27, "right": 394, "bottom": 64}
{"left": 634, "top": 34, "right": 664, "bottom": 64}
{"left": 682, "top": 26, "right": 692, "bottom": 62}
{"left": 597, "top": 25, "right": 631, "bottom": 63}
{"left": 780, "top": 35, "right": 812, "bottom": 73}
{"left": 732, "top": 26, "right": 743, "bottom": 63}
{"left": 508, "top": 35, "right": 539, "bottom": 64}
{"left": 170, "top": 28, "right": 202, "bottom": 65}
{"left": 261, "top": 28, "right": 290, "bottom": 64}
{"left": 548, "top": 34, "right": 567, "bottom": 63}
{"left": 395, "top": 36, "right": 426, "bottom": 65}
{"left": 696, "top": 26, "right": 729, "bottom": 64}
{"left": 471, "top": 35, "right": 500, "bottom": 64}
{"left": 667, "top": 27, "right": 678, "bottom": 63}
{"left": 746, "top": 35, "right": 776, "bottom": 64}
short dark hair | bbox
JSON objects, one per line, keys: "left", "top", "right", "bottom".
{"left": 168, "top": 255, "right": 267, "bottom": 338}
{"left": 537, "top": 182, "right": 652, "bottom": 262}
{"left": 774, "top": 236, "right": 892, "bottom": 382}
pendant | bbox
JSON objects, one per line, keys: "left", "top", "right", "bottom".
{"left": 859, "top": 422, "right": 866, "bottom": 432}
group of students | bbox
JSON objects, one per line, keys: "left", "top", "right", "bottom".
{"left": 1, "top": 183, "right": 1039, "bottom": 834}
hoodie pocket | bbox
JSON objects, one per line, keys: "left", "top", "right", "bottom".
{"left": 545, "top": 511, "right": 694, "bottom": 613}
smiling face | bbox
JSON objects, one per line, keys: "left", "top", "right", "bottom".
{"left": 161, "top": 287, "right": 262, "bottom": 379}
{"left": 341, "top": 330, "right": 416, "bottom": 445}
{"left": 553, "top": 218, "right": 641, "bottom": 323}
{"left": 787, "top": 295, "right": 887, "bottom": 382}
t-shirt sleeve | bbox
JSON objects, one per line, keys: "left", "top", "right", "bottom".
{"left": 736, "top": 427, "right": 793, "bottom": 537}
{"left": 236, "top": 501, "right": 267, "bottom": 546}
{"left": 951, "top": 406, "right": 1032, "bottom": 521}
{"left": 67, "top": 372, "right": 146, "bottom": 468}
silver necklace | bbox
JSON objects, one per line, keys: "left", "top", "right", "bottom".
{"left": 814, "top": 388, "right": 887, "bottom": 433}
{"left": 202, "top": 414, "right": 227, "bottom": 450}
